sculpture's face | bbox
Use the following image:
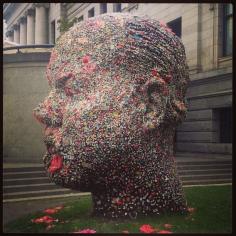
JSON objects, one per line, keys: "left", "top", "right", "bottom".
{"left": 33, "top": 14, "right": 189, "bottom": 190}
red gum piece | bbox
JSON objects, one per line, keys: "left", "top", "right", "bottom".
{"left": 164, "top": 75, "right": 172, "bottom": 83}
{"left": 151, "top": 69, "right": 158, "bottom": 76}
{"left": 48, "top": 155, "right": 63, "bottom": 173}
{"left": 82, "top": 55, "right": 90, "bottom": 63}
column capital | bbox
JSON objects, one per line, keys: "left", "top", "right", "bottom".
{"left": 18, "top": 16, "right": 27, "bottom": 24}
{"left": 25, "top": 8, "right": 35, "bottom": 17}
{"left": 33, "top": 3, "right": 50, "bottom": 8}
{"left": 6, "top": 30, "right": 13, "bottom": 37}
{"left": 13, "top": 24, "right": 19, "bottom": 30}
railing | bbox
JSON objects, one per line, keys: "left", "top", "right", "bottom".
{"left": 3, "top": 44, "right": 55, "bottom": 53}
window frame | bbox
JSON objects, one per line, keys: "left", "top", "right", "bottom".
{"left": 100, "top": 3, "right": 107, "bottom": 14}
{"left": 213, "top": 107, "right": 232, "bottom": 144}
{"left": 78, "top": 15, "right": 84, "bottom": 22}
{"left": 50, "top": 20, "right": 56, "bottom": 44}
{"left": 167, "top": 17, "right": 182, "bottom": 38}
{"left": 222, "top": 4, "right": 233, "bottom": 57}
{"left": 113, "top": 3, "right": 122, "bottom": 12}
{"left": 88, "top": 7, "right": 95, "bottom": 18}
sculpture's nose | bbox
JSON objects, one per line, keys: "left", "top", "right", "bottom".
{"left": 33, "top": 93, "right": 64, "bottom": 127}
{"left": 33, "top": 100, "right": 50, "bottom": 125}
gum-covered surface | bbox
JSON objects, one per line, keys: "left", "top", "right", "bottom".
{"left": 33, "top": 13, "right": 189, "bottom": 218}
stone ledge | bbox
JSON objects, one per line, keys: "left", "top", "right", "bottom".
{"left": 176, "top": 142, "right": 232, "bottom": 154}
{"left": 190, "top": 67, "right": 232, "bottom": 81}
{"left": 187, "top": 90, "right": 232, "bottom": 100}
{"left": 3, "top": 52, "right": 51, "bottom": 63}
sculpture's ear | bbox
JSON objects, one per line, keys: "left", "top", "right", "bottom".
{"left": 141, "top": 77, "right": 169, "bottom": 131}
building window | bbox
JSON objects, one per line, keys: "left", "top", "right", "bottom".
{"left": 214, "top": 107, "right": 232, "bottom": 143}
{"left": 219, "top": 107, "right": 232, "bottom": 143}
{"left": 222, "top": 4, "right": 233, "bottom": 56}
{"left": 100, "top": 3, "right": 107, "bottom": 14}
{"left": 88, "top": 8, "right": 95, "bottom": 18}
{"left": 78, "top": 15, "right": 84, "bottom": 22}
{"left": 113, "top": 3, "right": 122, "bottom": 12}
{"left": 51, "top": 20, "right": 55, "bottom": 44}
{"left": 167, "top": 17, "right": 182, "bottom": 38}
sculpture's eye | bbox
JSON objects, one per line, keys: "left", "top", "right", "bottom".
{"left": 64, "top": 78, "right": 81, "bottom": 96}
{"left": 55, "top": 75, "right": 81, "bottom": 96}
{"left": 55, "top": 76, "right": 68, "bottom": 89}
{"left": 146, "top": 79, "right": 169, "bottom": 102}
{"left": 147, "top": 82, "right": 161, "bottom": 96}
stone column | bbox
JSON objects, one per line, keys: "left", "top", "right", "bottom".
{"left": 19, "top": 17, "right": 27, "bottom": 45}
{"left": 13, "top": 24, "right": 20, "bottom": 44}
{"left": 26, "top": 8, "right": 35, "bottom": 44}
{"left": 107, "top": 3, "right": 114, "bottom": 13}
{"left": 34, "top": 3, "right": 49, "bottom": 44}
{"left": 9, "top": 34, "right": 14, "bottom": 42}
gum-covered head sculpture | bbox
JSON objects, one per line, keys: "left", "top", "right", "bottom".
{"left": 34, "top": 13, "right": 189, "bottom": 218}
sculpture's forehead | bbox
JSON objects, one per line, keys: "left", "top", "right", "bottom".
{"left": 56, "top": 14, "right": 130, "bottom": 53}
{"left": 46, "top": 15, "right": 129, "bottom": 86}
{"left": 46, "top": 13, "right": 185, "bottom": 89}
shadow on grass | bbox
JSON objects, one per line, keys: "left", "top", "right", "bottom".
{"left": 4, "top": 185, "right": 232, "bottom": 233}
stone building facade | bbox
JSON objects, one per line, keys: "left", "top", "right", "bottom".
{"left": 3, "top": 3, "right": 232, "bottom": 159}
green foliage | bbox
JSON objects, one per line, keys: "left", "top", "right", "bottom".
{"left": 4, "top": 185, "right": 232, "bottom": 233}
{"left": 57, "top": 17, "right": 77, "bottom": 34}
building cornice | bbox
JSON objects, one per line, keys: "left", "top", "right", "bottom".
{"left": 122, "top": 3, "right": 138, "bottom": 12}
{"left": 33, "top": 3, "right": 50, "bottom": 8}
{"left": 6, "top": 30, "right": 14, "bottom": 37}
{"left": 5, "top": 3, "right": 34, "bottom": 31}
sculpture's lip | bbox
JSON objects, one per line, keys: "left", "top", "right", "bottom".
{"left": 44, "top": 126, "right": 61, "bottom": 135}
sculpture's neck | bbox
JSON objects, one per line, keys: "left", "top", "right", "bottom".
{"left": 91, "top": 127, "right": 186, "bottom": 219}
{"left": 131, "top": 126, "right": 175, "bottom": 160}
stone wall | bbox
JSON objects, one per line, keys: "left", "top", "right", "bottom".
{"left": 176, "top": 70, "right": 232, "bottom": 154}
{"left": 3, "top": 52, "right": 50, "bottom": 163}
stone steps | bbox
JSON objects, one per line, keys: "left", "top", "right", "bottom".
{"left": 3, "top": 171, "right": 46, "bottom": 179}
{"left": 3, "top": 158, "right": 232, "bottom": 202}
{"left": 3, "top": 166, "right": 44, "bottom": 173}
{"left": 178, "top": 168, "right": 232, "bottom": 175}
{"left": 182, "top": 179, "right": 232, "bottom": 186}
{"left": 177, "top": 163, "right": 231, "bottom": 170}
{"left": 181, "top": 173, "right": 232, "bottom": 181}
{"left": 3, "top": 177, "right": 50, "bottom": 186}
{"left": 4, "top": 183, "right": 59, "bottom": 193}
{"left": 3, "top": 188, "right": 76, "bottom": 200}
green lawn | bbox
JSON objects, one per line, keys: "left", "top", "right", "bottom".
{"left": 4, "top": 185, "right": 232, "bottom": 233}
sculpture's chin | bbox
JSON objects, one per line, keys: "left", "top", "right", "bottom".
{"left": 43, "top": 150, "right": 96, "bottom": 192}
